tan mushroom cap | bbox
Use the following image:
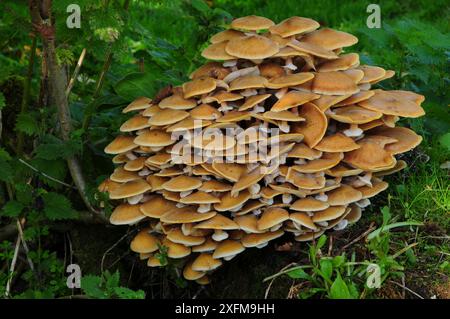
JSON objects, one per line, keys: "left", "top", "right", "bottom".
{"left": 287, "top": 143, "right": 322, "bottom": 160}
{"left": 190, "top": 103, "right": 222, "bottom": 120}
{"left": 140, "top": 195, "right": 177, "bottom": 218}
{"left": 236, "top": 200, "right": 267, "bottom": 216}
{"left": 192, "top": 238, "right": 218, "bottom": 253}
{"left": 159, "top": 94, "right": 196, "bottom": 110}
{"left": 326, "top": 163, "right": 363, "bottom": 177}
{"left": 271, "top": 91, "right": 319, "bottom": 112}
{"left": 291, "top": 197, "right": 330, "bottom": 212}
{"left": 358, "top": 65, "right": 386, "bottom": 84}
{"left": 162, "top": 175, "right": 202, "bottom": 192}
{"left": 130, "top": 229, "right": 160, "bottom": 253}
{"left": 242, "top": 229, "right": 284, "bottom": 248}
{"left": 226, "top": 35, "right": 279, "bottom": 59}
{"left": 98, "top": 178, "right": 121, "bottom": 193}
{"left": 357, "top": 179, "right": 389, "bottom": 199}
{"left": 166, "top": 117, "right": 212, "bottom": 132}
{"left": 370, "top": 126, "right": 423, "bottom": 155}
{"left": 375, "top": 160, "right": 407, "bottom": 177}
{"left": 292, "top": 152, "right": 343, "bottom": 173}
{"left": 328, "top": 105, "right": 383, "bottom": 124}
{"left": 307, "top": 71, "right": 359, "bottom": 95}
{"left": 312, "top": 94, "right": 352, "bottom": 111}
{"left": 214, "top": 190, "right": 251, "bottom": 212}
{"left": 202, "top": 41, "right": 236, "bottom": 60}
{"left": 196, "top": 275, "right": 210, "bottom": 285}
{"left": 358, "top": 90, "right": 425, "bottom": 118}
{"left": 104, "top": 135, "right": 138, "bottom": 154}
{"left": 231, "top": 168, "right": 265, "bottom": 195}
{"left": 146, "top": 175, "right": 168, "bottom": 191}
{"left": 194, "top": 214, "right": 239, "bottom": 230}
{"left": 212, "top": 162, "right": 246, "bottom": 182}
{"left": 327, "top": 184, "right": 362, "bottom": 205}
{"left": 183, "top": 77, "right": 217, "bottom": 99}
{"left": 239, "top": 94, "right": 272, "bottom": 111}
{"left": 110, "top": 204, "right": 146, "bottom": 225}
{"left": 272, "top": 46, "right": 311, "bottom": 58}
{"left": 345, "top": 205, "right": 362, "bottom": 224}
{"left": 302, "top": 28, "right": 358, "bottom": 51}
{"left": 257, "top": 207, "right": 290, "bottom": 230}
{"left": 335, "top": 90, "right": 375, "bottom": 107}
{"left": 163, "top": 238, "right": 191, "bottom": 258}
{"left": 234, "top": 214, "right": 263, "bottom": 233}
{"left": 192, "top": 253, "right": 222, "bottom": 271}
{"left": 259, "top": 63, "right": 286, "bottom": 79}
{"left": 112, "top": 153, "right": 128, "bottom": 164}
{"left": 120, "top": 115, "right": 151, "bottom": 132}
{"left": 229, "top": 75, "right": 269, "bottom": 91}
{"left": 167, "top": 228, "right": 205, "bottom": 246}
{"left": 205, "top": 91, "right": 243, "bottom": 104}
{"left": 122, "top": 97, "right": 152, "bottom": 113}
{"left": 314, "top": 133, "right": 360, "bottom": 152}
{"left": 199, "top": 180, "right": 232, "bottom": 192}
{"left": 286, "top": 169, "right": 325, "bottom": 190}
{"left": 317, "top": 53, "right": 360, "bottom": 72}
{"left": 210, "top": 29, "right": 245, "bottom": 43}
{"left": 110, "top": 167, "right": 140, "bottom": 183}
{"left": 287, "top": 41, "right": 338, "bottom": 60}
{"left": 148, "top": 109, "right": 189, "bottom": 126}
{"left": 267, "top": 73, "right": 314, "bottom": 89}
{"left": 290, "top": 212, "right": 318, "bottom": 231}
{"left": 161, "top": 207, "right": 216, "bottom": 223}
{"left": 142, "top": 104, "right": 162, "bottom": 117}
{"left": 124, "top": 157, "right": 146, "bottom": 171}
{"left": 263, "top": 110, "right": 305, "bottom": 122}
{"left": 217, "top": 111, "right": 252, "bottom": 123}
{"left": 180, "top": 191, "right": 220, "bottom": 205}
{"left": 134, "top": 129, "right": 176, "bottom": 147}
{"left": 230, "top": 15, "right": 275, "bottom": 31}
{"left": 312, "top": 206, "right": 347, "bottom": 223}
{"left": 183, "top": 261, "right": 206, "bottom": 280}
{"left": 295, "top": 230, "right": 325, "bottom": 242}
{"left": 213, "top": 240, "right": 245, "bottom": 259}
{"left": 344, "top": 140, "right": 395, "bottom": 171}
{"left": 292, "top": 102, "right": 327, "bottom": 148}
{"left": 190, "top": 62, "right": 230, "bottom": 80}
{"left": 109, "top": 179, "right": 151, "bottom": 199}
{"left": 269, "top": 16, "right": 320, "bottom": 37}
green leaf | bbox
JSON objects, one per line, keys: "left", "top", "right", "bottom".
{"left": 114, "top": 72, "right": 156, "bottom": 101}
{"left": 0, "top": 92, "right": 5, "bottom": 109}
{"left": 329, "top": 272, "right": 351, "bottom": 299}
{"left": 332, "top": 255, "right": 345, "bottom": 268}
{"left": 113, "top": 287, "right": 145, "bottom": 299}
{"left": 0, "top": 159, "right": 13, "bottom": 182}
{"left": 439, "top": 133, "right": 450, "bottom": 151}
{"left": 81, "top": 275, "right": 107, "bottom": 299}
{"left": 287, "top": 268, "right": 311, "bottom": 280}
{"left": 105, "top": 271, "right": 120, "bottom": 290}
{"left": 30, "top": 159, "right": 67, "bottom": 188}
{"left": 368, "top": 221, "right": 423, "bottom": 240}
{"left": 316, "top": 235, "right": 328, "bottom": 250}
{"left": 15, "top": 183, "right": 33, "bottom": 205}
{"left": 1, "top": 201, "right": 25, "bottom": 217}
{"left": 42, "top": 192, "right": 78, "bottom": 220}
{"left": 15, "top": 113, "right": 39, "bottom": 136}
{"left": 319, "top": 259, "right": 333, "bottom": 282}
{"left": 0, "top": 148, "right": 11, "bottom": 161}
{"left": 191, "top": 0, "right": 211, "bottom": 15}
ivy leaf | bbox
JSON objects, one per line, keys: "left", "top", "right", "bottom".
{"left": 42, "top": 192, "right": 78, "bottom": 220}
{"left": 81, "top": 275, "right": 107, "bottom": 299}
{"left": 329, "top": 272, "right": 352, "bottom": 299}
{"left": 16, "top": 113, "right": 39, "bottom": 136}
{"left": 1, "top": 201, "right": 25, "bottom": 217}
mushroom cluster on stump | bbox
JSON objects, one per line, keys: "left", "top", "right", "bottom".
{"left": 101, "top": 15, "right": 425, "bottom": 284}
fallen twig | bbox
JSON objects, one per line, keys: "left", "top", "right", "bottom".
{"left": 66, "top": 48, "right": 86, "bottom": 97}
{"left": 388, "top": 280, "right": 424, "bottom": 299}
{"left": 5, "top": 235, "right": 21, "bottom": 298}
{"left": 18, "top": 158, "right": 75, "bottom": 189}
{"left": 16, "top": 219, "right": 34, "bottom": 272}
{"left": 339, "top": 222, "right": 376, "bottom": 253}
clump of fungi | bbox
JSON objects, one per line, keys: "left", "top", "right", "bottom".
{"left": 101, "top": 16, "right": 425, "bottom": 284}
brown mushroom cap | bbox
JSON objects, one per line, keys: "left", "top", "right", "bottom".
{"left": 231, "top": 168, "right": 266, "bottom": 196}
{"left": 190, "top": 103, "right": 222, "bottom": 120}
{"left": 266, "top": 73, "right": 315, "bottom": 89}
{"left": 211, "top": 162, "right": 246, "bottom": 182}
{"left": 308, "top": 72, "right": 359, "bottom": 95}
{"left": 344, "top": 139, "right": 395, "bottom": 171}
{"left": 292, "top": 152, "right": 343, "bottom": 173}
{"left": 124, "top": 157, "right": 146, "bottom": 171}
{"left": 110, "top": 167, "right": 140, "bottom": 183}
{"left": 302, "top": 28, "right": 358, "bottom": 50}
{"left": 199, "top": 180, "right": 232, "bottom": 192}
{"left": 229, "top": 75, "right": 269, "bottom": 91}
{"left": 226, "top": 35, "right": 279, "bottom": 59}
{"left": 192, "top": 253, "right": 222, "bottom": 271}
{"left": 130, "top": 229, "right": 160, "bottom": 253}
{"left": 104, "top": 135, "right": 138, "bottom": 154}
{"left": 183, "top": 261, "right": 206, "bottom": 280}
{"left": 109, "top": 179, "right": 151, "bottom": 199}
{"left": 314, "top": 133, "right": 360, "bottom": 152}
{"left": 167, "top": 228, "right": 205, "bottom": 246}
{"left": 326, "top": 164, "right": 363, "bottom": 177}
{"left": 183, "top": 77, "right": 217, "bottom": 99}
{"left": 242, "top": 229, "right": 284, "bottom": 248}
{"left": 190, "top": 62, "right": 230, "bottom": 80}
{"left": 295, "top": 230, "right": 325, "bottom": 242}
{"left": 359, "top": 90, "right": 425, "bottom": 118}
{"left": 161, "top": 207, "right": 216, "bottom": 224}
{"left": 257, "top": 207, "right": 290, "bottom": 230}
{"left": 122, "top": 97, "right": 152, "bottom": 113}
{"left": 159, "top": 94, "right": 196, "bottom": 110}
{"left": 210, "top": 29, "right": 245, "bottom": 43}
{"left": 292, "top": 102, "right": 327, "bottom": 148}
{"left": 163, "top": 238, "right": 191, "bottom": 258}
{"left": 192, "top": 238, "right": 218, "bottom": 253}
{"left": 239, "top": 94, "right": 272, "bottom": 111}
{"left": 202, "top": 41, "right": 236, "bottom": 60}
{"left": 271, "top": 91, "right": 319, "bottom": 112}
{"left": 234, "top": 214, "right": 263, "bottom": 233}
{"left": 369, "top": 126, "right": 423, "bottom": 154}
{"left": 140, "top": 195, "right": 177, "bottom": 218}
{"left": 180, "top": 191, "right": 220, "bottom": 204}
{"left": 134, "top": 129, "right": 176, "bottom": 147}
{"left": 290, "top": 212, "right": 319, "bottom": 231}
{"left": 287, "top": 41, "right": 338, "bottom": 60}
{"left": 230, "top": 15, "right": 275, "bottom": 31}
{"left": 213, "top": 240, "right": 245, "bottom": 259}
{"left": 335, "top": 90, "right": 375, "bottom": 107}
{"left": 194, "top": 214, "right": 239, "bottom": 230}
{"left": 328, "top": 105, "right": 382, "bottom": 124}
{"left": 287, "top": 143, "right": 322, "bottom": 160}
{"left": 214, "top": 190, "right": 251, "bottom": 212}
{"left": 358, "top": 65, "right": 386, "bottom": 84}
{"left": 162, "top": 175, "right": 202, "bottom": 192}
{"left": 345, "top": 205, "right": 362, "bottom": 224}
{"left": 110, "top": 204, "right": 146, "bottom": 225}
{"left": 317, "top": 53, "right": 360, "bottom": 72}
{"left": 375, "top": 160, "right": 407, "bottom": 177}
{"left": 148, "top": 109, "right": 190, "bottom": 126}
{"left": 269, "top": 16, "right": 320, "bottom": 37}
{"left": 357, "top": 179, "right": 389, "bottom": 199}
{"left": 327, "top": 184, "right": 363, "bottom": 205}
{"left": 291, "top": 197, "right": 330, "bottom": 212}
{"left": 120, "top": 115, "right": 151, "bottom": 132}
{"left": 286, "top": 169, "right": 326, "bottom": 190}
{"left": 312, "top": 206, "right": 347, "bottom": 223}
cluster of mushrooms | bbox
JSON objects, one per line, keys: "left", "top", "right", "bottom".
{"left": 100, "top": 16, "right": 425, "bottom": 284}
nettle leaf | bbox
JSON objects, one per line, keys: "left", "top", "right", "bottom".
{"left": 42, "top": 192, "right": 78, "bottom": 220}
{"left": 439, "top": 132, "right": 450, "bottom": 151}
{"left": 81, "top": 275, "right": 108, "bottom": 299}
{"left": 35, "top": 136, "right": 81, "bottom": 160}
{"left": 114, "top": 72, "right": 156, "bottom": 100}
{"left": 0, "top": 159, "right": 13, "bottom": 182}
{"left": 15, "top": 113, "right": 40, "bottom": 136}
{"left": 113, "top": 287, "right": 145, "bottom": 299}
{"left": 30, "top": 158, "right": 67, "bottom": 188}
{"left": 1, "top": 201, "right": 25, "bottom": 217}
{"left": 15, "top": 183, "right": 33, "bottom": 205}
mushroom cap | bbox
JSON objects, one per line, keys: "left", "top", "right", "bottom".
{"left": 205, "top": 91, "right": 243, "bottom": 104}
{"left": 269, "top": 16, "right": 320, "bottom": 37}
{"left": 183, "top": 77, "right": 217, "bottom": 99}
{"left": 231, "top": 168, "right": 266, "bottom": 195}
{"left": 292, "top": 102, "right": 327, "bottom": 148}
{"left": 358, "top": 90, "right": 425, "bottom": 118}
{"left": 190, "top": 62, "right": 230, "bottom": 80}
{"left": 217, "top": 111, "right": 252, "bottom": 123}
{"left": 166, "top": 117, "right": 212, "bottom": 132}
{"left": 192, "top": 253, "right": 222, "bottom": 271}
{"left": 239, "top": 93, "right": 272, "bottom": 111}
{"left": 312, "top": 206, "right": 347, "bottom": 222}
{"left": 317, "top": 53, "right": 360, "bottom": 72}
{"left": 271, "top": 91, "right": 319, "bottom": 112}
{"left": 110, "top": 204, "right": 146, "bottom": 225}
{"left": 196, "top": 275, "right": 210, "bottom": 285}
{"left": 124, "top": 157, "right": 146, "bottom": 171}
{"left": 213, "top": 240, "right": 245, "bottom": 259}
{"left": 229, "top": 75, "right": 269, "bottom": 91}
{"left": 122, "top": 97, "right": 152, "bottom": 113}
{"left": 358, "top": 65, "right": 386, "bottom": 84}
{"left": 202, "top": 41, "right": 236, "bottom": 60}
{"left": 369, "top": 126, "right": 422, "bottom": 154}
{"left": 375, "top": 160, "right": 407, "bottom": 177}
{"left": 162, "top": 175, "right": 202, "bottom": 192}
{"left": 291, "top": 197, "right": 330, "bottom": 212}
{"left": 230, "top": 15, "right": 275, "bottom": 31}
{"left": 214, "top": 190, "right": 251, "bottom": 212}
{"left": 236, "top": 200, "right": 267, "bottom": 216}
{"left": 146, "top": 175, "right": 169, "bottom": 191}
{"left": 192, "top": 238, "right": 218, "bottom": 253}
{"left": 120, "top": 115, "right": 151, "bottom": 132}
{"left": 130, "top": 229, "right": 160, "bottom": 253}
{"left": 286, "top": 169, "right": 326, "bottom": 190}
{"left": 314, "top": 133, "right": 360, "bottom": 152}
{"left": 292, "top": 152, "right": 343, "bottom": 173}
{"left": 180, "top": 191, "right": 220, "bottom": 204}
{"left": 328, "top": 105, "right": 382, "bottom": 124}
{"left": 148, "top": 109, "right": 190, "bottom": 126}
{"left": 290, "top": 212, "right": 319, "bottom": 231}
{"left": 226, "top": 35, "right": 279, "bottom": 59}
{"left": 163, "top": 238, "right": 191, "bottom": 258}
{"left": 134, "top": 129, "right": 176, "bottom": 147}
{"left": 327, "top": 184, "right": 363, "bottom": 205}
{"left": 345, "top": 205, "right": 362, "bottom": 224}
{"left": 344, "top": 139, "right": 395, "bottom": 171}
{"left": 309, "top": 72, "right": 359, "bottom": 95}
{"left": 104, "top": 135, "right": 138, "bottom": 154}
{"left": 183, "top": 261, "right": 206, "bottom": 280}
{"left": 335, "top": 90, "right": 375, "bottom": 107}
{"left": 110, "top": 167, "right": 140, "bottom": 183}
{"left": 159, "top": 94, "right": 196, "bottom": 110}
{"left": 109, "top": 179, "right": 151, "bottom": 199}
{"left": 167, "top": 228, "right": 206, "bottom": 246}
{"left": 194, "top": 214, "right": 239, "bottom": 230}
{"left": 234, "top": 214, "right": 264, "bottom": 233}
{"left": 190, "top": 103, "right": 222, "bottom": 120}
{"left": 326, "top": 164, "right": 363, "bottom": 177}
{"left": 287, "top": 143, "right": 322, "bottom": 160}
{"left": 142, "top": 104, "right": 162, "bottom": 116}
{"left": 259, "top": 63, "right": 286, "bottom": 79}
{"left": 312, "top": 95, "right": 352, "bottom": 111}
{"left": 287, "top": 41, "right": 338, "bottom": 59}
{"left": 257, "top": 207, "right": 290, "bottom": 230}
{"left": 146, "top": 256, "right": 164, "bottom": 267}
{"left": 210, "top": 29, "right": 245, "bottom": 43}
{"left": 98, "top": 178, "right": 121, "bottom": 193}
{"left": 357, "top": 179, "right": 389, "bottom": 199}
{"left": 302, "top": 28, "right": 358, "bottom": 51}
{"left": 161, "top": 207, "right": 216, "bottom": 223}
{"left": 199, "top": 180, "right": 232, "bottom": 192}
{"left": 266, "top": 73, "right": 314, "bottom": 89}
{"left": 140, "top": 195, "right": 177, "bottom": 218}
{"left": 242, "top": 229, "right": 284, "bottom": 248}
{"left": 263, "top": 110, "right": 305, "bottom": 122}
{"left": 212, "top": 162, "right": 246, "bottom": 182}
{"left": 295, "top": 230, "right": 325, "bottom": 242}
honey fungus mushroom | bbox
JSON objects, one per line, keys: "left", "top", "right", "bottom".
{"left": 101, "top": 15, "right": 425, "bottom": 284}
